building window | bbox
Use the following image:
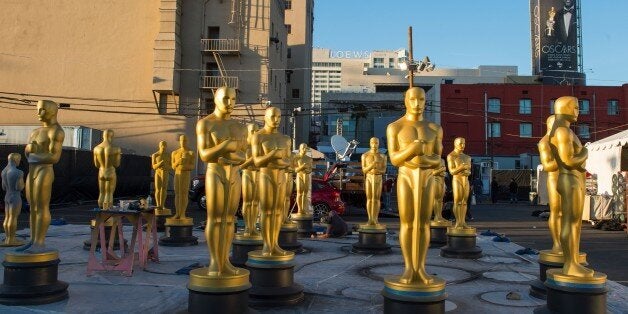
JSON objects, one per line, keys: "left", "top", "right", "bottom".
{"left": 577, "top": 124, "right": 590, "bottom": 139}
{"left": 292, "top": 89, "right": 300, "bottom": 99}
{"left": 579, "top": 99, "right": 590, "bottom": 115}
{"left": 488, "top": 122, "right": 501, "bottom": 137}
{"left": 285, "top": 0, "right": 292, "bottom": 9}
{"left": 287, "top": 48, "right": 291, "bottom": 58}
{"left": 549, "top": 99, "right": 556, "bottom": 114}
{"left": 607, "top": 99, "right": 619, "bottom": 115}
{"left": 519, "top": 123, "right": 533, "bottom": 138}
{"left": 519, "top": 98, "right": 532, "bottom": 114}
{"left": 286, "top": 24, "right": 291, "bottom": 34}
{"left": 488, "top": 98, "right": 500, "bottom": 113}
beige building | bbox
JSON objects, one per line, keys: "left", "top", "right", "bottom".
{"left": 0, "top": 0, "right": 311, "bottom": 157}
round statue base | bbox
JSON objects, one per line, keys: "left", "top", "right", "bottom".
{"left": 278, "top": 225, "right": 303, "bottom": 253}
{"left": 83, "top": 225, "right": 128, "bottom": 251}
{"left": 351, "top": 227, "right": 391, "bottom": 254}
{"left": 440, "top": 227, "right": 482, "bottom": 259}
{"left": 429, "top": 220, "right": 451, "bottom": 248}
{"left": 529, "top": 250, "right": 587, "bottom": 300}
{"left": 154, "top": 208, "right": 172, "bottom": 232}
{"left": 231, "top": 235, "right": 263, "bottom": 267}
{"left": 187, "top": 267, "right": 251, "bottom": 314}
{"left": 382, "top": 275, "right": 447, "bottom": 314}
{"left": 534, "top": 269, "right": 607, "bottom": 314}
{"left": 291, "top": 214, "right": 315, "bottom": 238}
{"left": 0, "top": 251, "right": 69, "bottom": 305}
{"left": 159, "top": 223, "right": 198, "bottom": 247}
{"left": 246, "top": 251, "right": 304, "bottom": 307}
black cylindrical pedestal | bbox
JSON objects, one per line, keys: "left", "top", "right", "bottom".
{"left": 0, "top": 258, "right": 69, "bottom": 305}
{"left": 231, "top": 238, "right": 263, "bottom": 267}
{"left": 529, "top": 260, "right": 562, "bottom": 300}
{"left": 188, "top": 288, "right": 250, "bottom": 314}
{"left": 278, "top": 226, "right": 303, "bottom": 252}
{"left": 537, "top": 272, "right": 608, "bottom": 314}
{"left": 383, "top": 296, "right": 445, "bottom": 314}
{"left": 292, "top": 216, "right": 315, "bottom": 238}
{"left": 352, "top": 229, "right": 391, "bottom": 254}
{"left": 381, "top": 279, "right": 447, "bottom": 314}
{"left": 83, "top": 225, "right": 128, "bottom": 251}
{"left": 155, "top": 215, "right": 167, "bottom": 232}
{"left": 440, "top": 234, "right": 482, "bottom": 259}
{"left": 246, "top": 260, "right": 304, "bottom": 307}
{"left": 159, "top": 224, "right": 198, "bottom": 247}
{"left": 429, "top": 226, "right": 448, "bottom": 248}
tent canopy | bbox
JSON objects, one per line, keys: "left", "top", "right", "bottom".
{"left": 585, "top": 128, "right": 628, "bottom": 195}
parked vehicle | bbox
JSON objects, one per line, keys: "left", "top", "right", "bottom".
{"left": 189, "top": 175, "right": 344, "bottom": 220}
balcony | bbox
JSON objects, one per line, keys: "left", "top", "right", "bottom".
{"left": 200, "top": 76, "right": 239, "bottom": 90}
{"left": 201, "top": 39, "right": 240, "bottom": 54}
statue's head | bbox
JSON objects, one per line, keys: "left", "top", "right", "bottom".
{"left": 264, "top": 107, "right": 281, "bottom": 129}
{"left": 7, "top": 153, "right": 20, "bottom": 166}
{"left": 369, "top": 137, "right": 379, "bottom": 150}
{"left": 299, "top": 143, "right": 309, "bottom": 155}
{"left": 454, "top": 137, "right": 466, "bottom": 152}
{"left": 178, "top": 135, "right": 187, "bottom": 148}
{"left": 103, "top": 129, "right": 114, "bottom": 142}
{"left": 246, "top": 123, "right": 258, "bottom": 144}
{"left": 159, "top": 140, "right": 167, "bottom": 151}
{"left": 554, "top": 96, "right": 579, "bottom": 122}
{"left": 214, "top": 86, "right": 237, "bottom": 115}
{"left": 36, "top": 100, "right": 59, "bottom": 123}
{"left": 404, "top": 87, "right": 426, "bottom": 115}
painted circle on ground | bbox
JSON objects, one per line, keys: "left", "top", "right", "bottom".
{"left": 478, "top": 256, "right": 523, "bottom": 264}
{"left": 480, "top": 290, "right": 545, "bottom": 307}
{"left": 364, "top": 263, "right": 474, "bottom": 283}
{"left": 482, "top": 271, "right": 536, "bottom": 282}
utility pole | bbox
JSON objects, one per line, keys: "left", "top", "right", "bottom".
{"left": 408, "top": 26, "right": 414, "bottom": 88}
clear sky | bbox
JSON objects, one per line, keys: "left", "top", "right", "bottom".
{"left": 313, "top": 0, "right": 628, "bottom": 86}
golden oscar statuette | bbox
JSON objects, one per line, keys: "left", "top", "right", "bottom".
{"left": 152, "top": 141, "right": 171, "bottom": 216}
{"left": 360, "top": 137, "right": 387, "bottom": 230}
{"left": 383, "top": 87, "right": 446, "bottom": 295}
{"left": 237, "top": 123, "right": 263, "bottom": 240}
{"left": 446, "top": 137, "right": 474, "bottom": 235}
{"left": 430, "top": 159, "right": 450, "bottom": 227}
{"left": 293, "top": 143, "right": 313, "bottom": 218}
{"left": 168, "top": 135, "right": 195, "bottom": 225}
{"left": 94, "top": 129, "right": 121, "bottom": 211}
{"left": 190, "top": 86, "right": 250, "bottom": 292}
{"left": 1, "top": 153, "right": 25, "bottom": 247}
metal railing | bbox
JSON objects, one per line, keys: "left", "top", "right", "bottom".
{"left": 200, "top": 76, "right": 239, "bottom": 89}
{"left": 201, "top": 39, "right": 240, "bottom": 52}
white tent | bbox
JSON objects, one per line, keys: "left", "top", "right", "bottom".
{"left": 585, "top": 129, "right": 628, "bottom": 195}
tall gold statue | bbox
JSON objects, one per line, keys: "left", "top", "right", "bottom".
{"left": 93, "top": 129, "right": 121, "bottom": 210}
{"left": 548, "top": 97, "right": 594, "bottom": 278}
{"left": 152, "top": 141, "right": 170, "bottom": 213}
{"left": 283, "top": 150, "right": 297, "bottom": 225}
{"left": 361, "top": 137, "right": 387, "bottom": 228}
{"left": 447, "top": 137, "right": 472, "bottom": 229}
{"left": 251, "top": 107, "right": 292, "bottom": 257}
{"left": 386, "top": 87, "right": 443, "bottom": 286}
{"left": 171, "top": 135, "right": 195, "bottom": 221}
{"left": 431, "top": 159, "right": 449, "bottom": 225}
{"left": 19, "top": 100, "right": 65, "bottom": 252}
{"left": 239, "top": 123, "right": 262, "bottom": 238}
{"left": 1, "top": 153, "right": 25, "bottom": 246}
{"left": 538, "top": 115, "right": 561, "bottom": 253}
{"left": 194, "top": 86, "right": 247, "bottom": 279}
{"left": 294, "top": 143, "right": 313, "bottom": 217}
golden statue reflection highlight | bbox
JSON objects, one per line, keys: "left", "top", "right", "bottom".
{"left": 361, "top": 137, "right": 387, "bottom": 229}
{"left": 239, "top": 123, "right": 262, "bottom": 238}
{"left": 170, "top": 135, "right": 195, "bottom": 223}
{"left": 386, "top": 87, "right": 443, "bottom": 287}
{"left": 94, "top": 129, "right": 121, "bottom": 210}
{"left": 294, "top": 143, "right": 313, "bottom": 217}
{"left": 431, "top": 159, "right": 449, "bottom": 226}
{"left": 447, "top": 137, "right": 472, "bottom": 230}
{"left": 195, "top": 86, "right": 247, "bottom": 277}
{"left": 152, "top": 141, "right": 170, "bottom": 214}
{"left": 18, "top": 100, "right": 65, "bottom": 253}
{"left": 548, "top": 96, "right": 594, "bottom": 278}
{"left": 2, "top": 153, "right": 25, "bottom": 246}
{"left": 251, "top": 107, "right": 293, "bottom": 257}
{"left": 282, "top": 150, "right": 297, "bottom": 225}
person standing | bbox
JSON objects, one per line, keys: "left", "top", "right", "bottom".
{"left": 491, "top": 177, "right": 499, "bottom": 204}
{"left": 509, "top": 178, "right": 518, "bottom": 204}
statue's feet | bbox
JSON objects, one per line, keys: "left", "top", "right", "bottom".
{"left": 417, "top": 268, "right": 434, "bottom": 285}
{"left": 398, "top": 268, "right": 416, "bottom": 284}
{"left": 563, "top": 262, "right": 594, "bottom": 278}
{"left": 399, "top": 269, "right": 434, "bottom": 285}
{"left": 270, "top": 247, "right": 290, "bottom": 256}
{"left": 550, "top": 246, "right": 563, "bottom": 255}
{"left": 15, "top": 241, "right": 33, "bottom": 252}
